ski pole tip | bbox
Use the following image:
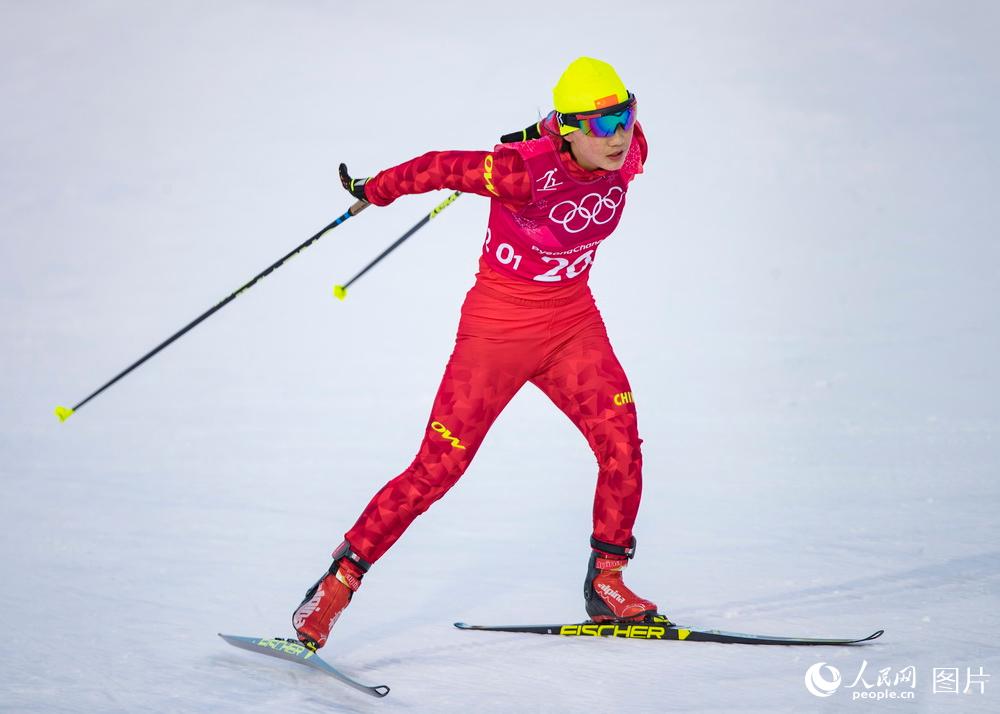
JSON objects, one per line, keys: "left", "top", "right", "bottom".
{"left": 55, "top": 405, "right": 75, "bottom": 422}
{"left": 333, "top": 285, "right": 348, "bottom": 301}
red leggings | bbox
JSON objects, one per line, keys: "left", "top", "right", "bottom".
{"left": 344, "top": 280, "right": 643, "bottom": 563}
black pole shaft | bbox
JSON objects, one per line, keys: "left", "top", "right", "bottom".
{"left": 61, "top": 200, "right": 369, "bottom": 418}
{"left": 340, "top": 191, "right": 461, "bottom": 291}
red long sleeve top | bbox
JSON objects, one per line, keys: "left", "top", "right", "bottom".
{"left": 364, "top": 123, "right": 648, "bottom": 214}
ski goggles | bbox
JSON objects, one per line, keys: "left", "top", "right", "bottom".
{"left": 557, "top": 93, "right": 637, "bottom": 137}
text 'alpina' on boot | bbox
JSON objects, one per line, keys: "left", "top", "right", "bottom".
{"left": 584, "top": 536, "right": 660, "bottom": 622}
{"left": 292, "top": 540, "right": 370, "bottom": 650}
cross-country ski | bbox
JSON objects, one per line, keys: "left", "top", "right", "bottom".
{"left": 454, "top": 620, "right": 884, "bottom": 646}
{"left": 218, "top": 634, "right": 390, "bottom": 698}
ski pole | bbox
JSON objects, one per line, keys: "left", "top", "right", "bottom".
{"left": 55, "top": 199, "right": 371, "bottom": 422}
{"left": 333, "top": 191, "right": 462, "bottom": 300}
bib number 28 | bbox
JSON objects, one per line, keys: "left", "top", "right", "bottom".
{"left": 484, "top": 229, "right": 595, "bottom": 282}
{"left": 533, "top": 250, "right": 595, "bottom": 282}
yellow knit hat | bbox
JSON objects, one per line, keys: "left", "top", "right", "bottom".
{"left": 552, "top": 57, "right": 629, "bottom": 135}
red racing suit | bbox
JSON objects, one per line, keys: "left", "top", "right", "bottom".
{"left": 344, "top": 119, "right": 649, "bottom": 563}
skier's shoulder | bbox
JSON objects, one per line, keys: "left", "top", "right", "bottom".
{"left": 491, "top": 125, "right": 562, "bottom": 178}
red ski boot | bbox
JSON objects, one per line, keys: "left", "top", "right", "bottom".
{"left": 292, "top": 541, "right": 370, "bottom": 650}
{"left": 584, "top": 536, "right": 660, "bottom": 622}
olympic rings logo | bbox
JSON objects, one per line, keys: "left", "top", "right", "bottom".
{"left": 548, "top": 186, "right": 625, "bottom": 234}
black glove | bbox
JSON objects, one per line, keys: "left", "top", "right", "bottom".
{"left": 339, "top": 163, "right": 370, "bottom": 202}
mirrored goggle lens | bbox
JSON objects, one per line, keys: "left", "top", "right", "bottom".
{"left": 578, "top": 106, "right": 636, "bottom": 137}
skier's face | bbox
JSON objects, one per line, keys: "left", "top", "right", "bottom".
{"left": 566, "top": 124, "right": 634, "bottom": 171}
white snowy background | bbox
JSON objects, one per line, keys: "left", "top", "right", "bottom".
{"left": 2, "top": 1, "right": 998, "bottom": 712}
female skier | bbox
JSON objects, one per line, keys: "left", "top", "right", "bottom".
{"left": 293, "top": 57, "right": 666, "bottom": 650}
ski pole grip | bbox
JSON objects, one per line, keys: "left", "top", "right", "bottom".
{"left": 501, "top": 122, "right": 542, "bottom": 144}
{"left": 349, "top": 199, "right": 370, "bottom": 216}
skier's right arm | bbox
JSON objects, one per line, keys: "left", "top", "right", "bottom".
{"left": 340, "top": 150, "right": 532, "bottom": 210}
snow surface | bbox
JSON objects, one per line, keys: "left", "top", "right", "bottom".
{"left": 2, "top": 2, "right": 999, "bottom": 712}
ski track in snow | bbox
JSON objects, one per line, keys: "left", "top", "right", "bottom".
{"left": 2, "top": 2, "right": 999, "bottom": 712}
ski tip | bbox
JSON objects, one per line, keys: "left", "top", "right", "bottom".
{"left": 373, "top": 685, "right": 391, "bottom": 697}
{"left": 333, "top": 284, "right": 347, "bottom": 301}
{"left": 867, "top": 629, "right": 885, "bottom": 641}
{"left": 54, "top": 405, "right": 74, "bottom": 422}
